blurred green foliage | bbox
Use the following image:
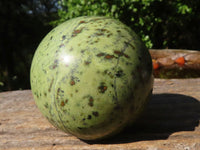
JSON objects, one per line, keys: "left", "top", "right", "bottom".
{"left": 0, "top": 0, "right": 200, "bottom": 91}
{"left": 52, "top": 0, "right": 200, "bottom": 49}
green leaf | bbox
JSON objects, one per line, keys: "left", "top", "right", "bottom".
{"left": 139, "top": 18, "right": 144, "bottom": 26}
{"left": 0, "top": 82, "right": 4, "bottom": 86}
{"left": 111, "top": 5, "right": 117, "bottom": 13}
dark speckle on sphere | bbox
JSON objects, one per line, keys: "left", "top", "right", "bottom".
{"left": 87, "top": 115, "right": 92, "bottom": 120}
{"left": 92, "top": 111, "right": 99, "bottom": 117}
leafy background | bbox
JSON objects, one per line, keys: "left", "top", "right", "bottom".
{"left": 0, "top": 0, "right": 200, "bottom": 91}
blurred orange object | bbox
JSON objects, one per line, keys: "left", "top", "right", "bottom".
{"left": 175, "top": 56, "right": 185, "bottom": 66}
{"left": 152, "top": 59, "right": 160, "bottom": 70}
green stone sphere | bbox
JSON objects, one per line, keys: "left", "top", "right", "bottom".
{"left": 30, "top": 16, "right": 154, "bottom": 140}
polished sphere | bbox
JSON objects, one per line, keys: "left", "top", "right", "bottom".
{"left": 30, "top": 16, "right": 154, "bottom": 140}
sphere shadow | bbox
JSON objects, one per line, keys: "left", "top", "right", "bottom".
{"left": 85, "top": 93, "right": 200, "bottom": 144}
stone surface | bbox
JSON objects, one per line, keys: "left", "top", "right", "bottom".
{"left": 0, "top": 78, "right": 200, "bottom": 149}
{"left": 30, "top": 16, "right": 153, "bottom": 140}
{"left": 150, "top": 49, "right": 200, "bottom": 69}
{"left": 150, "top": 49, "right": 200, "bottom": 78}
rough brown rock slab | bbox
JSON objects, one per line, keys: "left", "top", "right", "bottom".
{"left": 0, "top": 78, "right": 200, "bottom": 150}
{"left": 149, "top": 49, "right": 200, "bottom": 69}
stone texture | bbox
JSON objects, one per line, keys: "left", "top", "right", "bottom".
{"left": 150, "top": 49, "right": 200, "bottom": 69}
{"left": 30, "top": 16, "right": 153, "bottom": 140}
{"left": 0, "top": 78, "right": 200, "bottom": 150}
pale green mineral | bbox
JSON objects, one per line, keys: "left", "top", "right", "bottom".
{"left": 30, "top": 16, "right": 154, "bottom": 140}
